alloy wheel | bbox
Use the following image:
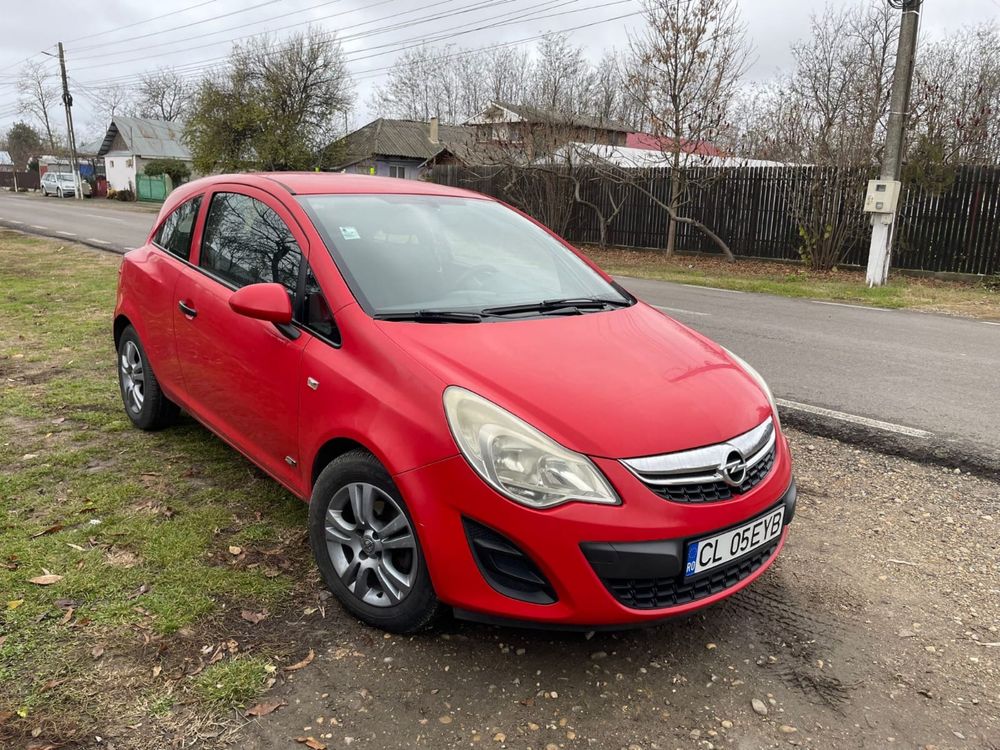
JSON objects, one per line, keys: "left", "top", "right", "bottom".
{"left": 323, "top": 482, "right": 417, "bottom": 607}
{"left": 119, "top": 340, "right": 145, "bottom": 414}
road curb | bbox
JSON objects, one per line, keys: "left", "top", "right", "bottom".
{"left": 0, "top": 221, "right": 128, "bottom": 255}
{"left": 781, "top": 409, "right": 999, "bottom": 483}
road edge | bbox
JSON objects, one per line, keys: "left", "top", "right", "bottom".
{"left": 0, "top": 220, "right": 128, "bottom": 255}
{"left": 780, "top": 409, "right": 998, "bottom": 483}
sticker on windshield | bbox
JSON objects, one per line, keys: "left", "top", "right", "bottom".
{"left": 339, "top": 226, "right": 360, "bottom": 240}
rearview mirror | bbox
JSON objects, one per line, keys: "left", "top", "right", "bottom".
{"left": 229, "top": 283, "right": 293, "bottom": 325}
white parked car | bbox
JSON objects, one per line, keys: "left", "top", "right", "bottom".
{"left": 41, "top": 171, "right": 92, "bottom": 198}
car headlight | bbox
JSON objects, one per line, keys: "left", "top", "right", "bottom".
{"left": 723, "top": 347, "right": 781, "bottom": 429}
{"left": 443, "top": 386, "right": 619, "bottom": 509}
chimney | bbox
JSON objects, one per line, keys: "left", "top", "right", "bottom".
{"left": 429, "top": 116, "right": 439, "bottom": 144}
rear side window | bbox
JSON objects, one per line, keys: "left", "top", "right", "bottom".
{"left": 200, "top": 192, "right": 301, "bottom": 291}
{"left": 153, "top": 195, "right": 202, "bottom": 261}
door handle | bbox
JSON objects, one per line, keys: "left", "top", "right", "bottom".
{"left": 178, "top": 300, "right": 198, "bottom": 318}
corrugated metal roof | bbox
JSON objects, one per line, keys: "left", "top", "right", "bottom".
{"left": 97, "top": 116, "right": 191, "bottom": 160}
{"left": 466, "top": 102, "right": 631, "bottom": 133}
{"left": 335, "top": 118, "right": 475, "bottom": 165}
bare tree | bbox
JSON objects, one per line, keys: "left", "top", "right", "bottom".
{"left": 622, "top": 0, "right": 751, "bottom": 257}
{"left": 136, "top": 68, "right": 192, "bottom": 122}
{"left": 529, "top": 34, "right": 596, "bottom": 115}
{"left": 910, "top": 22, "right": 1000, "bottom": 169}
{"left": 87, "top": 83, "right": 135, "bottom": 134}
{"left": 17, "top": 60, "right": 59, "bottom": 152}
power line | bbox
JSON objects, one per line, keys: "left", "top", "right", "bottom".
{"left": 71, "top": 0, "right": 352, "bottom": 62}
{"left": 352, "top": 8, "right": 641, "bottom": 80}
{"left": 65, "top": 0, "right": 222, "bottom": 44}
{"left": 76, "top": 0, "right": 604, "bottom": 88}
{"left": 71, "top": 0, "right": 289, "bottom": 53}
{"left": 71, "top": 0, "right": 519, "bottom": 74}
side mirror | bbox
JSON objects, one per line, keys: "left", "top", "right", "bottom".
{"left": 229, "top": 283, "right": 293, "bottom": 325}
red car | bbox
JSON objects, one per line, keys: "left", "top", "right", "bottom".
{"left": 114, "top": 173, "right": 795, "bottom": 633}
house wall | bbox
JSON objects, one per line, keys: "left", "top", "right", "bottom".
{"left": 348, "top": 157, "right": 425, "bottom": 180}
{"left": 104, "top": 153, "right": 136, "bottom": 192}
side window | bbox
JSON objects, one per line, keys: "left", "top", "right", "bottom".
{"left": 299, "top": 263, "right": 339, "bottom": 344}
{"left": 153, "top": 195, "right": 202, "bottom": 261}
{"left": 200, "top": 192, "right": 301, "bottom": 291}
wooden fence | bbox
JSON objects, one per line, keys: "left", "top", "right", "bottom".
{"left": 0, "top": 170, "right": 41, "bottom": 191}
{"left": 430, "top": 164, "right": 1000, "bottom": 276}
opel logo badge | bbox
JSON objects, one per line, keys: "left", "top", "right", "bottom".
{"left": 362, "top": 537, "right": 377, "bottom": 555}
{"left": 721, "top": 450, "right": 747, "bottom": 487}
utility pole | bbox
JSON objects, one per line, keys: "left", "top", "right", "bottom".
{"left": 56, "top": 42, "right": 83, "bottom": 201}
{"left": 864, "top": 0, "right": 921, "bottom": 287}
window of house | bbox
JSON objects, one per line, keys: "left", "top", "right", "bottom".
{"left": 109, "top": 160, "right": 115, "bottom": 168}
{"left": 199, "top": 192, "right": 301, "bottom": 292}
{"left": 388, "top": 165, "right": 406, "bottom": 179}
{"left": 153, "top": 195, "right": 202, "bottom": 261}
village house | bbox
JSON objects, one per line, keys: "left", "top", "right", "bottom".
{"left": 96, "top": 116, "right": 193, "bottom": 193}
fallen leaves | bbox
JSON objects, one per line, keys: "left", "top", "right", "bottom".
{"left": 91, "top": 644, "right": 105, "bottom": 660}
{"left": 295, "top": 738, "right": 326, "bottom": 750}
{"left": 7, "top": 599, "right": 24, "bottom": 610}
{"left": 228, "top": 546, "right": 243, "bottom": 556}
{"left": 285, "top": 649, "right": 315, "bottom": 672}
{"left": 29, "top": 574, "right": 63, "bottom": 586}
{"left": 127, "top": 583, "right": 150, "bottom": 600}
{"left": 30, "top": 524, "right": 64, "bottom": 539}
{"left": 241, "top": 609, "right": 269, "bottom": 625}
{"left": 245, "top": 700, "right": 286, "bottom": 717}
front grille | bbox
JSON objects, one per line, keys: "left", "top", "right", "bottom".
{"left": 622, "top": 417, "right": 776, "bottom": 504}
{"left": 601, "top": 541, "right": 778, "bottom": 609}
{"left": 647, "top": 444, "right": 775, "bottom": 502}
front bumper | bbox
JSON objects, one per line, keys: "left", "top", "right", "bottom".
{"left": 395, "top": 434, "right": 795, "bottom": 627}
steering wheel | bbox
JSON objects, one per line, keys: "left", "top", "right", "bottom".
{"left": 455, "top": 264, "right": 500, "bottom": 288}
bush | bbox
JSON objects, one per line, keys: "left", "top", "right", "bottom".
{"left": 114, "top": 188, "right": 135, "bottom": 202}
{"left": 144, "top": 158, "right": 191, "bottom": 185}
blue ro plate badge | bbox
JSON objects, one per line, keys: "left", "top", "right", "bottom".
{"left": 685, "top": 506, "right": 785, "bottom": 577}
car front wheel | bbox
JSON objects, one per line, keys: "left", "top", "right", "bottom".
{"left": 117, "top": 325, "right": 179, "bottom": 430}
{"left": 309, "top": 450, "right": 441, "bottom": 633}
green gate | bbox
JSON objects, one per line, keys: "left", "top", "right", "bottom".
{"left": 136, "top": 174, "right": 169, "bottom": 202}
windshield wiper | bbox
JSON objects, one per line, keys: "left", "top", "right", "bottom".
{"left": 480, "top": 297, "right": 631, "bottom": 317}
{"left": 373, "top": 309, "right": 483, "bottom": 323}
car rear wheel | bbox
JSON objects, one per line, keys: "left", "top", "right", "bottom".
{"left": 309, "top": 450, "right": 441, "bottom": 633}
{"left": 117, "top": 325, "right": 179, "bottom": 430}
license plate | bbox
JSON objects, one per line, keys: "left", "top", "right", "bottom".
{"left": 684, "top": 506, "right": 785, "bottom": 577}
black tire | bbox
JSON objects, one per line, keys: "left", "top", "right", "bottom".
{"left": 309, "top": 450, "right": 441, "bottom": 633}
{"left": 116, "top": 325, "right": 179, "bottom": 431}
{"left": 56, "top": 188, "right": 62, "bottom": 198}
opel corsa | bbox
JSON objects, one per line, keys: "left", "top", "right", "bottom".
{"left": 114, "top": 173, "right": 796, "bottom": 633}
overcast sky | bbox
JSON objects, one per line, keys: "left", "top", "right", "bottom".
{"left": 0, "top": 0, "right": 993, "bottom": 144}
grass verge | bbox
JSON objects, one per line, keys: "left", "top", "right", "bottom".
{"left": 582, "top": 245, "right": 1000, "bottom": 319}
{"left": 0, "top": 230, "right": 317, "bottom": 748}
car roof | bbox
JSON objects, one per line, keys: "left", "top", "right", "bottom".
{"left": 175, "top": 172, "right": 490, "bottom": 200}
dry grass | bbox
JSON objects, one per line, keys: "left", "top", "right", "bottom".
{"left": 582, "top": 245, "right": 1000, "bottom": 320}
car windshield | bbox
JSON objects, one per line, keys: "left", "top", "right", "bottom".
{"left": 299, "top": 194, "right": 631, "bottom": 317}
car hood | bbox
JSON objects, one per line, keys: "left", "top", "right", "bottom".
{"left": 375, "top": 302, "right": 772, "bottom": 459}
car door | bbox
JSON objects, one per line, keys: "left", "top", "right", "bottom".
{"left": 174, "top": 187, "right": 308, "bottom": 490}
{"left": 130, "top": 194, "right": 205, "bottom": 397}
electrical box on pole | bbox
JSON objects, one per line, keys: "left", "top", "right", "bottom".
{"left": 863, "top": 179, "right": 901, "bottom": 221}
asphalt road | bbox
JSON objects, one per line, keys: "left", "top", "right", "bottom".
{"left": 2, "top": 189, "right": 997, "bottom": 471}
{"left": 0, "top": 190, "right": 153, "bottom": 252}
{"left": 618, "top": 276, "right": 1000, "bottom": 473}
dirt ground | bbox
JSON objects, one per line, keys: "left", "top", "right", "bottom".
{"left": 226, "top": 430, "right": 1000, "bottom": 750}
